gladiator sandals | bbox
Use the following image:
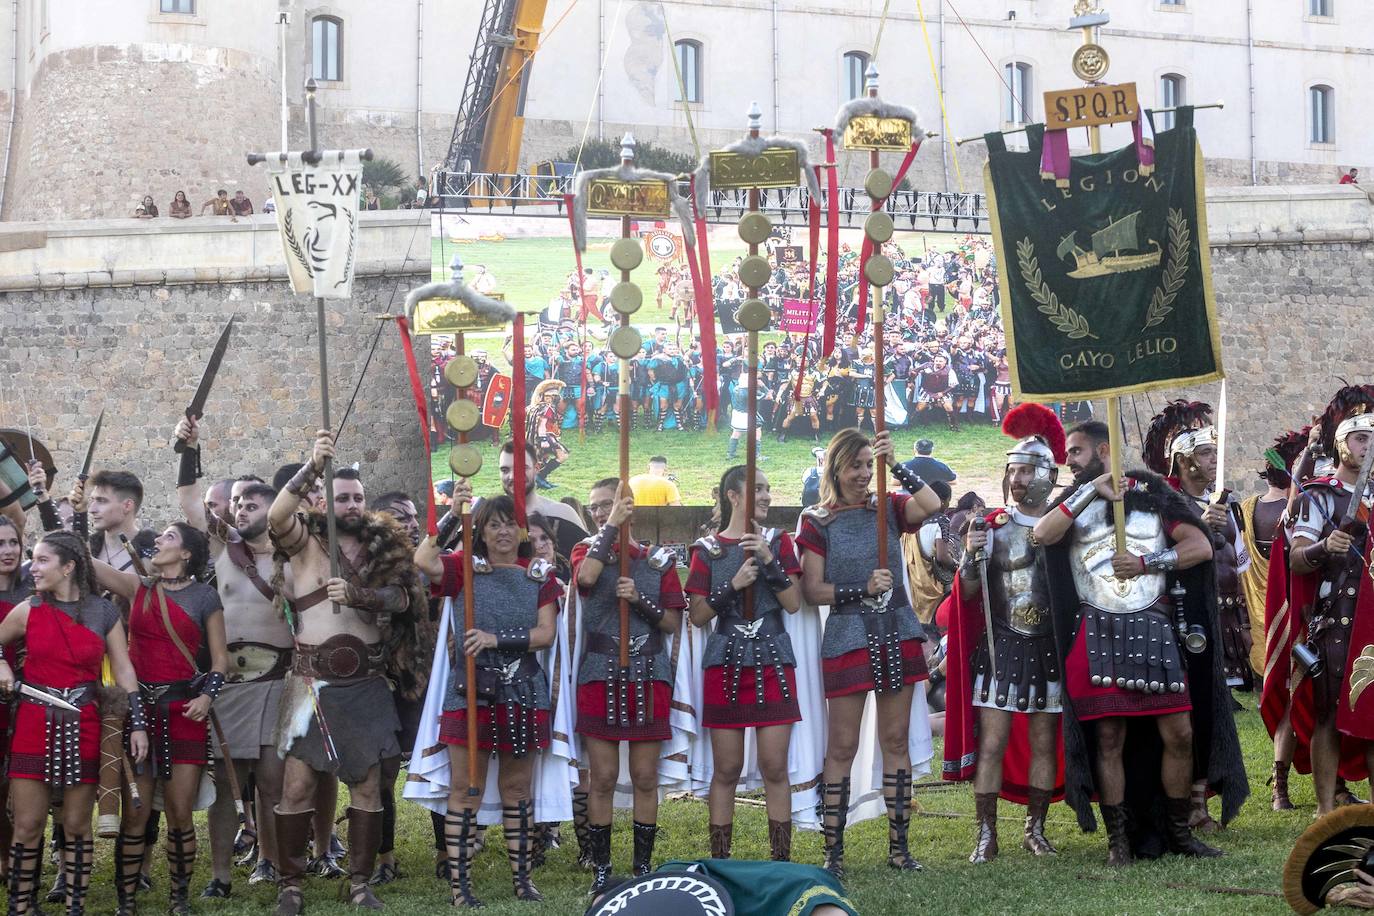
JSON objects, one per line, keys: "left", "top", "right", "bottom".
{"left": 1022, "top": 787, "right": 1057, "bottom": 856}
{"left": 1164, "top": 797, "right": 1223, "bottom": 858}
{"left": 884, "top": 770, "right": 923, "bottom": 871}
{"left": 969, "top": 792, "right": 999, "bottom": 864}
{"left": 7, "top": 842, "right": 41, "bottom": 916}
{"left": 341, "top": 807, "right": 384, "bottom": 910}
{"left": 1098, "top": 804, "right": 1133, "bottom": 867}
{"left": 273, "top": 809, "right": 314, "bottom": 916}
{"left": 1269, "top": 761, "right": 1295, "bottom": 811}
{"left": 631, "top": 821, "right": 658, "bottom": 877}
{"left": 165, "top": 827, "right": 196, "bottom": 916}
{"left": 708, "top": 823, "right": 732, "bottom": 860}
{"left": 1187, "top": 780, "right": 1222, "bottom": 834}
{"left": 62, "top": 836, "right": 93, "bottom": 916}
{"left": 572, "top": 789, "right": 594, "bottom": 869}
{"left": 504, "top": 801, "right": 543, "bottom": 902}
{"left": 114, "top": 829, "right": 146, "bottom": 916}
{"left": 443, "top": 808, "right": 483, "bottom": 908}
{"left": 767, "top": 819, "right": 792, "bottom": 863}
{"left": 819, "top": 778, "right": 851, "bottom": 880}
{"left": 1334, "top": 778, "right": 1367, "bottom": 807}
{"left": 587, "top": 824, "right": 614, "bottom": 898}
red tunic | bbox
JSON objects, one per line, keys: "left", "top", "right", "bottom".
{"left": 0, "top": 588, "right": 27, "bottom": 740}
{"left": 129, "top": 584, "right": 214, "bottom": 772}
{"left": 9, "top": 598, "right": 108, "bottom": 784}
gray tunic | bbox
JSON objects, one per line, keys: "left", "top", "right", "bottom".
{"left": 693, "top": 532, "right": 796, "bottom": 670}
{"left": 575, "top": 546, "right": 677, "bottom": 687}
{"left": 444, "top": 563, "right": 550, "bottom": 712}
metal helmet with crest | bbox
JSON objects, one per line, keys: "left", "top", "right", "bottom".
{"left": 1317, "top": 383, "right": 1374, "bottom": 467}
{"left": 1001, "top": 403, "right": 1065, "bottom": 507}
{"left": 1142, "top": 399, "right": 1215, "bottom": 477}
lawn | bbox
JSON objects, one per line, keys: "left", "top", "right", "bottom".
{"left": 71, "top": 703, "right": 1310, "bottom": 914}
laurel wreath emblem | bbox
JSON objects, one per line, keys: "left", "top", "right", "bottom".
{"left": 1016, "top": 238, "right": 1097, "bottom": 340}
{"left": 1142, "top": 208, "right": 1190, "bottom": 330}
{"left": 282, "top": 209, "right": 313, "bottom": 278}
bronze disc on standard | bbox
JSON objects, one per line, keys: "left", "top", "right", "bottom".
{"left": 863, "top": 254, "right": 895, "bottom": 287}
{"left": 446, "top": 400, "right": 480, "bottom": 433}
{"left": 738, "top": 255, "right": 772, "bottom": 289}
{"left": 609, "top": 325, "right": 644, "bottom": 359}
{"left": 864, "top": 211, "right": 894, "bottom": 244}
{"left": 735, "top": 298, "right": 771, "bottom": 332}
{"left": 444, "top": 355, "right": 478, "bottom": 388}
{"left": 737, "top": 212, "right": 773, "bottom": 246}
{"left": 864, "top": 168, "right": 894, "bottom": 202}
{"left": 610, "top": 238, "right": 644, "bottom": 271}
{"left": 448, "top": 443, "right": 483, "bottom": 478}
{"left": 610, "top": 281, "right": 643, "bottom": 315}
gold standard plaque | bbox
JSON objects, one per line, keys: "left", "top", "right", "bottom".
{"left": 842, "top": 115, "right": 913, "bottom": 152}
{"left": 709, "top": 148, "right": 801, "bottom": 190}
{"left": 412, "top": 297, "right": 507, "bottom": 334}
{"left": 584, "top": 178, "right": 672, "bottom": 218}
{"left": 1044, "top": 82, "right": 1139, "bottom": 131}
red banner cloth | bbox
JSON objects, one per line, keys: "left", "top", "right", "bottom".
{"left": 564, "top": 194, "right": 590, "bottom": 434}
{"left": 511, "top": 314, "right": 528, "bottom": 530}
{"left": 395, "top": 317, "right": 438, "bottom": 537}
{"left": 822, "top": 131, "right": 839, "bottom": 358}
{"left": 688, "top": 176, "right": 718, "bottom": 414}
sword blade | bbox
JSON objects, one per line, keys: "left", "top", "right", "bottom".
{"left": 18, "top": 682, "right": 80, "bottom": 713}
{"left": 80, "top": 409, "right": 105, "bottom": 480}
{"left": 186, "top": 317, "right": 235, "bottom": 420}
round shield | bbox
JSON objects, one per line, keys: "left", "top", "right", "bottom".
{"left": 735, "top": 298, "right": 771, "bottom": 332}
{"left": 445, "top": 400, "right": 480, "bottom": 433}
{"left": 864, "top": 167, "right": 894, "bottom": 202}
{"left": 448, "top": 443, "right": 483, "bottom": 478}
{"left": 737, "top": 255, "right": 772, "bottom": 290}
{"left": 610, "top": 238, "right": 644, "bottom": 272}
{"left": 0, "top": 429, "right": 55, "bottom": 509}
{"left": 737, "top": 212, "right": 773, "bottom": 246}
{"left": 587, "top": 871, "right": 735, "bottom": 916}
{"left": 609, "top": 325, "right": 644, "bottom": 360}
{"left": 1284, "top": 805, "right": 1374, "bottom": 913}
{"left": 444, "top": 355, "right": 479, "bottom": 389}
{"left": 864, "top": 211, "right": 894, "bottom": 244}
{"left": 864, "top": 254, "right": 895, "bottom": 288}
{"left": 610, "top": 281, "right": 644, "bottom": 316}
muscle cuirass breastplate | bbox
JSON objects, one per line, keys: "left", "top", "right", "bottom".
{"left": 986, "top": 520, "right": 1051, "bottom": 636}
{"left": 1070, "top": 499, "right": 1168, "bottom": 613}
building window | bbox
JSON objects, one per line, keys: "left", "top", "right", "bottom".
{"left": 312, "top": 16, "right": 342, "bottom": 83}
{"left": 1158, "top": 74, "right": 1185, "bottom": 130}
{"left": 1309, "top": 85, "right": 1334, "bottom": 144}
{"left": 159, "top": 0, "right": 194, "bottom": 12}
{"left": 1159, "top": 0, "right": 1184, "bottom": 5}
{"left": 1004, "top": 62, "right": 1032, "bottom": 125}
{"left": 844, "top": 51, "right": 869, "bottom": 100}
{"left": 1309, "top": 0, "right": 1333, "bottom": 15}
{"left": 674, "top": 40, "right": 702, "bottom": 103}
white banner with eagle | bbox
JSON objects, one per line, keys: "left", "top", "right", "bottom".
{"left": 266, "top": 150, "right": 363, "bottom": 299}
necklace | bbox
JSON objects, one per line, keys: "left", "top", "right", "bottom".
{"left": 159, "top": 574, "right": 194, "bottom": 587}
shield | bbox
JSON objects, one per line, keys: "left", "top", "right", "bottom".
{"left": 0, "top": 428, "right": 56, "bottom": 511}
{"left": 1284, "top": 805, "right": 1374, "bottom": 913}
{"left": 587, "top": 871, "right": 735, "bottom": 916}
{"left": 482, "top": 375, "right": 513, "bottom": 430}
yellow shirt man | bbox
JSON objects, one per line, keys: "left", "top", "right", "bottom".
{"left": 628, "top": 457, "right": 683, "bottom": 507}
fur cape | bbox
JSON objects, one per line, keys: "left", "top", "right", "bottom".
{"left": 570, "top": 164, "right": 696, "bottom": 253}
{"left": 833, "top": 97, "right": 926, "bottom": 143}
{"left": 690, "top": 135, "right": 823, "bottom": 213}
{"left": 1043, "top": 469, "right": 1249, "bottom": 849}
{"left": 271, "top": 509, "right": 429, "bottom": 701}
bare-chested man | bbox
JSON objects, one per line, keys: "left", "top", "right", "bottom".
{"left": 174, "top": 418, "right": 294, "bottom": 897}
{"left": 267, "top": 430, "right": 422, "bottom": 914}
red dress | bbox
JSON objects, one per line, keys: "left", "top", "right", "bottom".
{"left": 129, "top": 583, "right": 218, "bottom": 778}
{"left": 9, "top": 597, "right": 113, "bottom": 785}
{"left": 0, "top": 580, "right": 30, "bottom": 740}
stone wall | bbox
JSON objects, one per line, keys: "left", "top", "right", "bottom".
{"left": 0, "top": 265, "right": 430, "bottom": 529}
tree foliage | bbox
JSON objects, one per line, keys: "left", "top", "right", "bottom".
{"left": 558, "top": 138, "right": 698, "bottom": 176}
{"left": 362, "top": 157, "right": 409, "bottom": 193}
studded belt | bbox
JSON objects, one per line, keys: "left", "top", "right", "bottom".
{"left": 292, "top": 636, "right": 385, "bottom": 683}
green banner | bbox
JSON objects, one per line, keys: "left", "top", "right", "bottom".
{"left": 985, "top": 108, "right": 1223, "bottom": 402}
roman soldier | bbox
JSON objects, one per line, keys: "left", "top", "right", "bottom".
{"left": 1033, "top": 420, "right": 1247, "bottom": 866}
{"left": 943, "top": 404, "right": 1066, "bottom": 864}
{"left": 527, "top": 379, "right": 569, "bottom": 490}
{"left": 1264, "top": 384, "right": 1374, "bottom": 816}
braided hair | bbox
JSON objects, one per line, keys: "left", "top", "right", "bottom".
{"left": 716, "top": 465, "right": 749, "bottom": 532}
{"left": 37, "top": 529, "right": 97, "bottom": 602}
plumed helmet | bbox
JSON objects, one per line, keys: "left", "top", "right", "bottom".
{"left": 1318, "top": 383, "right": 1374, "bottom": 466}
{"left": 1142, "top": 399, "right": 1214, "bottom": 476}
{"left": 1001, "top": 403, "right": 1065, "bottom": 507}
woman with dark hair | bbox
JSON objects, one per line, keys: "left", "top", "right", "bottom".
{"left": 140, "top": 195, "right": 159, "bottom": 218}
{"left": 168, "top": 191, "right": 191, "bottom": 219}
{"left": 0, "top": 530, "right": 146, "bottom": 916}
{"left": 686, "top": 466, "right": 803, "bottom": 861}
{"left": 413, "top": 495, "right": 560, "bottom": 906}
{"left": 527, "top": 514, "right": 570, "bottom": 586}
{"left": 0, "top": 515, "right": 30, "bottom": 879}
{"left": 797, "top": 427, "right": 941, "bottom": 877}
{"left": 91, "top": 521, "right": 228, "bottom": 916}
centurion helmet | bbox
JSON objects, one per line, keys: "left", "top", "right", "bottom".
{"left": 1001, "top": 403, "right": 1066, "bottom": 507}
{"left": 1318, "top": 383, "right": 1374, "bottom": 467}
{"left": 1143, "top": 399, "right": 1215, "bottom": 478}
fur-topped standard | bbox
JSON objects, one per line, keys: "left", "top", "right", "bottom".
{"left": 403, "top": 277, "right": 516, "bottom": 326}
{"left": 570, "top": 164, "right": 696, "bottom": 253}
{"left": 832, "top": 97, "right": 926, "bottom": 142}
{"left": 690, "top": 136, "right": 823, "bottom": 213}
{"left": 270, "top": 509, "right": 430, "bottom": 701}
{"left": 1142, "top": 399, "right": 1213, "bottom": 476}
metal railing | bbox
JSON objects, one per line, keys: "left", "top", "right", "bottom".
{"left": 434, "top": 170, "right": 988, "bottom": 231}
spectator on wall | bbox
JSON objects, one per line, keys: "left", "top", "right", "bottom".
{"left": 230, "top": 190, "right": 254, "bottom": 216}
{"left": 262, "top": 196, "right": 276, "bottom": 215}
{"left": 363, "top": 187, "right": 381, "bottom": 210}
{"left": 139, "top": 195, "right": 159, "bottom": 217}
{"left": 168, "top": 190, "right": 191, "bottom": 219}
{"left": 132, "top": 205, "right": 152, "bottom": 219}
{"left": 1340, "top": 168, "right": 1359, "bottom": 185}
{"left": 201, "top": 189, "right": 232, "bottom": 216}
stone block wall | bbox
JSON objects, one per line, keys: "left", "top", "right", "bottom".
{"left": 0, "top": 269, "right": 430, "bottom": 529}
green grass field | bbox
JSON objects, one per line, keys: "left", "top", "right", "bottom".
{"left": 69, "top": 704, "right": 1317, "bottom": 915}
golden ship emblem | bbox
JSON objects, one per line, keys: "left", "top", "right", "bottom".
{"left": 1056, "top": 210, "right": 1162, "bottom": 279}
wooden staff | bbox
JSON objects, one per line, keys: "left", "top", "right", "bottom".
{"left": 617, "top": 210, "right": 633, "bottom": 671}
{"left": 455, "top": 331, "right": 480, "bottom": 794}
{"left": 869, "top": 140, "right": 889, "bottom": 571}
